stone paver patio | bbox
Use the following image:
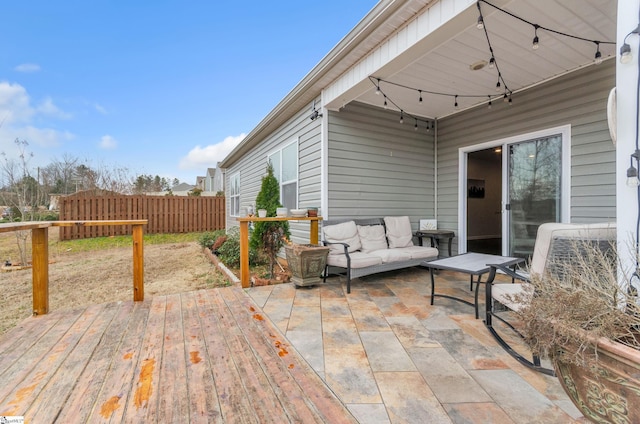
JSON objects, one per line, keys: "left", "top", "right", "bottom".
{"left": 248, "top": 266, "right": 586, "bottom": 423}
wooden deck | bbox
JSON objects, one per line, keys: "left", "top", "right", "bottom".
{"left": 0, "top": 286, "right": 357, "bottom": 423}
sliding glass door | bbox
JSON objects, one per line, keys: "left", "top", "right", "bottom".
{"left": 507, "top": 135, "right": 563, "bottom": 257}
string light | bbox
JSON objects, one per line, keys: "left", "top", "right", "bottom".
{"left": 620, "top": 24, "right": 640, "bottom": 64}
{"left": 414, "top": 118, "right": 419, "bottom": 131}
{"left": 365, "top": 1, "right": 615, "bottom": 132}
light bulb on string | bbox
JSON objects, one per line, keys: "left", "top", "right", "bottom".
{"left": 495, "top": 80, "right": 501, "bottom": 92}
{"left": 487, "top": 96, "right": 492, "bottom": 109}
{"left": 399, "top": 110, "right": 404, "bottom": 124}
{"left": 418, "top": 90, "right": 423, "bottom": 103}
{"left": 454, "top": 95, "right": 459, "bottom": 109}
{"left": 594, "top": 42, "right": 602, "bottom": 65}
{"left": 477, "top": 15, "right": 484, "bottom": 30}
{"left": 383, "top": 95, "right": 388, "bottom": 109}
{"left": 488, "top": 57, "right": 495, "bottom": 69}
{"left": 532, "top": 25, "right": 540, "bottom": 50}
{"left": 375, "top": 79, "right": 381, "bottom": 95}
{"left": 414, "top": 118, "right": 418, "bottom": 131}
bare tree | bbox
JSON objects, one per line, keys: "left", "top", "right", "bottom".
{"left": 0, "top": 139, "right": 36, "bottom": 265}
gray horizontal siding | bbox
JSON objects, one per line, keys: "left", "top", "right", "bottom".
{"left": 326, "top": 102, "right": 436, "bottom": 230}
{"left": 224, "top": 98, "right": 323, "bottom": 245}
{"left": 437, "top": 60, "right": 616, "bottom": 253}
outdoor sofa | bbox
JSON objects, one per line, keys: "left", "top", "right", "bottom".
{"left": 322, "top": 216, "right": 438, "bottom": 293}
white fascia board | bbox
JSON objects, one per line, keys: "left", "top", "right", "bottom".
{"left": 324, "top": 0, "right": 482, "bottom": 111}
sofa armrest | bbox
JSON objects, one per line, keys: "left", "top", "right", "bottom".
{"left": 323, "top": 241, "right": 350, "bottom": 256}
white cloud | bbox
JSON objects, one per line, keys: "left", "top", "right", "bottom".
{"left": 37, "top": 97, "right": 72, "bottom": 119}
{"left": 99, "top": 135, "right": 117, "bottom": 149}
{"left": 179, "top": 133, "right": 246, "bottom": 170}
{"left": 95, "top": 103, "right": 107, "bottom": 115}
{"left": 0, "top": 81, "right": 74, "bottom": 148}
{"left": 14, "top": 63, "right": 41, "bottom": 73}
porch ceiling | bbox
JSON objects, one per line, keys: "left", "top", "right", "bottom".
{"left": 349, "top": 0, "right": 617, "bottom": 120}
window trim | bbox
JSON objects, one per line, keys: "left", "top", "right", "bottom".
{"left": 229, "top": 172, "right": 240, "bottom": 217}
{"left": 267, "top": 139, "right": 299, "bottom": 209}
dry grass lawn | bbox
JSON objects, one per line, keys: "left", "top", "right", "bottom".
{"left": 0, "top": 230, "right": 231, "bottom": 336}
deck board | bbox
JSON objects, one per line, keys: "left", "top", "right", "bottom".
{"left": 0, "top": 286, "right": 358, "bottom": 423}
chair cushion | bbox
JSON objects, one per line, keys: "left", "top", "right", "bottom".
{"left": 357, "top": 224, "right": 388, "bottom": 253}
{"left": 394, "top": 245, "right": 439, "bottom": 260}
{"left": 368, "top": 248, "right": 412, "bottom": 263}
{"left": 323, "top": 221, "right": 362, "bottom": 255}
{"left": 492, "top": 283, "right": 533, "bottom": 312}
{"left": 326, "top": 251, "right": 382, "bottom": 269}
{"left": 530, "top": 222, "right": 616, "bottom": 276}
{"left": 384, "top": 216, "right": 414, "bottom": 248}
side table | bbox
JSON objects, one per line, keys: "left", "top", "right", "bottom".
{"left": 415, "top": 229, "right": 455, "bottom": 257}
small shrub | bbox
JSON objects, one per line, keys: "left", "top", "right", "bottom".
{"left": 197, "top": 230, "right": 225, "bottom": 250}
{"left": 217, "top": 227, "right": 261, "bottom": 268}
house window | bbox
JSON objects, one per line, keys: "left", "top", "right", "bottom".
{"left": 268, "top": 140, "right": 298, "bottom": 210}
{"left": 229, "top": 172, "right": 240, "bottom": 216}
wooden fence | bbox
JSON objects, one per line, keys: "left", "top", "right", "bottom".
{"left": 58, "top": 194, "right": 225, "bottom": 240}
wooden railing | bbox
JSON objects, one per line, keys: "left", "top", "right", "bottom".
{"left": 236, "top": 216, "right": 322, "bottom": 288}
{"left": 0, "top": 220, "right": 147, "bottom": 315}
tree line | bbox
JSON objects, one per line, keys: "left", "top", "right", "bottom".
{"left": 0, "top": 139, "right": 185, "bottom": 217}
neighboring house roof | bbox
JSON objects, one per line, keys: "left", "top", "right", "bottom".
{"left": 173, "top": 183, "right": 196, "bottom": 192}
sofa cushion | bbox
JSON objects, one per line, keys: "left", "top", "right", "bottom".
{"left": 323, "top": 220, "right": 362, "bottom": 255}
{"left": 395, "top": 246, "right": 438, "bottom": 260}
{"left": 368, "top": 248, "right": 412, "bottom": 263}
{"left": 327, "top": 251, "right": 382, "bottom": 269}
{"left": 384, "top": 216, "right": 414, "bottom": 248}
{"left": 357, "top": 224, "right": 388, "bottom": 253}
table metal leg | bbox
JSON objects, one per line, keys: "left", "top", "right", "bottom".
{"left": 430, "top": 267, "right": 435, "bottom": 305}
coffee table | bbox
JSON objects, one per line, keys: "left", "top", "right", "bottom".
{"left": 423, "top": 252, "right": 524, "bottom": 319}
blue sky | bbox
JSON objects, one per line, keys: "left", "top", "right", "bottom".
{"left": 0, "top": 1, "right": 377, "bottom": 185}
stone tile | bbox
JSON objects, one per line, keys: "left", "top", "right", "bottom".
{"left": 323, "top": 324, "right": 362, "bottom": 348}
{"left": 386, "top": 316, "right": 441, "bottom": 349}
{"left": 375, "top": 371, "right": 451, "bottom": 423}
{"left": 321, "top": 298, "right": 353, "bottom": 319}
{"left": 371, "top": 296, "right": 415, "bottom": 318}
{"left": 443, "top": 402, "right": 515, "bottom": 424}
{"left": 419, "top": 307, "right": 465, "bottom": 330}
{"left": 347, "top": 403, "right": 391, "bottom": 424}
{"left": 286, "top": 330, "right": 324, "bottom": 375}
{"left": 360, "top": 331, "right": 416, "bottom": 372}
{"left": 431, "top": 329, "right": 508, "bottom": 370}
{"left": 409, "top": 347, "right": 492, "bottom": 403}
{"left": 292, "top": 286, "right": 321, "bottom": 306}
{"left": 247, "top": 285, "right": 273, "bottom": 308}
{"left": 470, "top": 369, "right": 577, "bottom": 423}
{"left": 349, "top": 303, "right": 391, "bottom": 332}
{"left": 287, "top": 305, "right": 322, "bottom": 332}
{"left": 324, "top": 346, "right": 381, "bottom": 404}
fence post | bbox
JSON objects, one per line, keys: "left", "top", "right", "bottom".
{"left": 132, "top": 223, "right": 144, "bottom": 301}
{"left": 32, "top": 227, "right": 49, "bottom": 315}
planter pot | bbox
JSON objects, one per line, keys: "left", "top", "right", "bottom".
{"left": 258, "top": 209, "right": 267, "bottom": 218}
{"left": 553, "top": 336, "right": 640, "bottom": 423}
{"left": 284, "top": 244, "right": 329, "bottom": 287}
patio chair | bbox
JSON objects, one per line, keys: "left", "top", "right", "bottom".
{"left": 484, "top": 222, "right": 616, "bottom": 375}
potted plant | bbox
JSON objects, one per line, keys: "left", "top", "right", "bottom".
{"left": 510, "top": 242, "right": 640, "bottom": 423}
